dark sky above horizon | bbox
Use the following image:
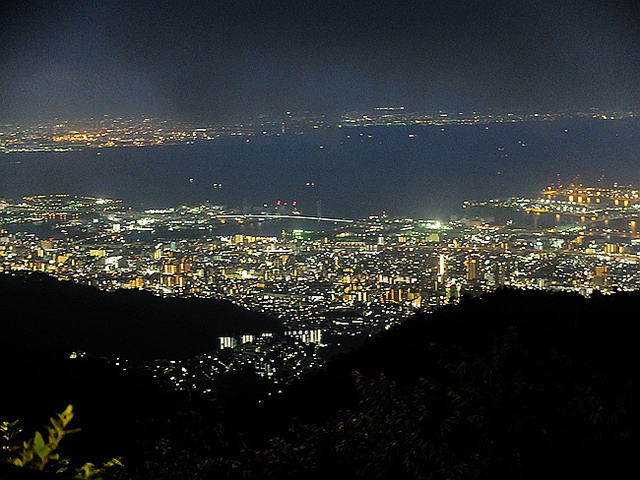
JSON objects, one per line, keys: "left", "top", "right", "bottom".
{"left": 1, "top": 0, "right": 640, "bottom": 122}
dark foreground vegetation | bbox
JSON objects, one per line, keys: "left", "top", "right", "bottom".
{"left": 2, "top": 272, "right": 638, "bottom": 479}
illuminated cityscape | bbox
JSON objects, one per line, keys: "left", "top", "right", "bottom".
{"left": 2, "top": 0, "right": 640, "bottom": 475}
{"left": 3, "top": 179, "right": 640, "bottom": 392}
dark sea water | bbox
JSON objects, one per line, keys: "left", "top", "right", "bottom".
{"left": 2, "top": 118, "right": 639, "bottom": 220}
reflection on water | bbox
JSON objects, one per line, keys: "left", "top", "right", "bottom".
{"left": 3, "top": 119, "right": 640, "bottom": 220}
{"left": 2, "top": 221, "right": 65, "bottom": 239}
{"left": 466, "top": 207, "right": 579, "bottom": 228}
{"left": 211, "top": 219, "right": 342, "bottom": 236}
{"left": 467, "top": 207, "right": 640, "bottom": 236}
{"left": 2, "top": 218, "right": 343, "bottom": 242}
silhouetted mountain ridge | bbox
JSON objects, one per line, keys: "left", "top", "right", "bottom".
{"left": 249, "top": 288, "right": 639, "bottom": 480}
{"left": 1, "top": 271, "right": 282, "bottom": 361}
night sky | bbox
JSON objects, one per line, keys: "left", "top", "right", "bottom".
{"left": 1, "top": 0, "right": 640, "bottom": 121}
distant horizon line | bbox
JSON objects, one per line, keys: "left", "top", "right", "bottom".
{"left": 1, "top": 106, "right": 638, "bottom": 126}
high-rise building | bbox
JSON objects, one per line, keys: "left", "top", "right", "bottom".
{"left": 494, "top": 262, "right": 509, "bottom": 286}
{"left": 593, "top": 264, "right": 607, "bottom": 287}
{"left": 466, "top": 256, "right": 480, "bottom": 281}
{"left": 437, "top": 254, "right": 446, "bottom": 284}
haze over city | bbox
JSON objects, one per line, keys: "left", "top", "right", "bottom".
{"left": 1, "top": 0, "right": 640, "bottom": 121}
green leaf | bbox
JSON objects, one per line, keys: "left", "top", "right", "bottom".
{"left": 33, "top": 431, "right": 49, "bottom": 459}
{"left": 61, "top": 405, "right": 74, "bottom": 424}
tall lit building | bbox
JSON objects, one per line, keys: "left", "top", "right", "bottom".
{"left": 466, "top": 256, "right": 480, "bottom": 281}
{"left": 437, "top": 254, "right": 446, "bottom": 283}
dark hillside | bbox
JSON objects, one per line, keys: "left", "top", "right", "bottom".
{"left": 0, "top": 271, "right": 282, "bottom": 361}
{"left": 0, "top": 271, "right": 281, "bottom": 466}
{"left": 249, "top": 289, "right": 639, "bottom": 480}
{"left": 2, "top": 282, "right": 639, "bottom": 479}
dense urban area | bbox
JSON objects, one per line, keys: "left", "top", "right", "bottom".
{"left": 2, "top": 179, "right": 640, "bottom": 395}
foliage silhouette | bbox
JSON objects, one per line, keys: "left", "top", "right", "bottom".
{"left": 2, "top": 406, "right": 124, "bottom": 480}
